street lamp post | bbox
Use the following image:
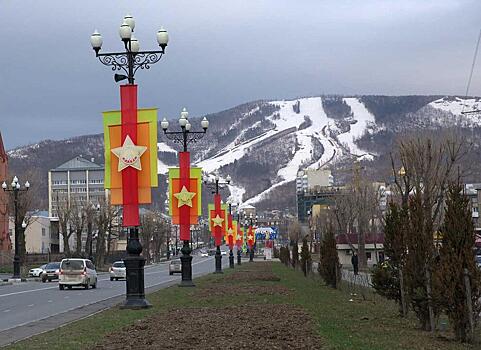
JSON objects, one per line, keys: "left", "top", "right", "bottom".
{"left": 204, "top": 174, "right": 231, "bottom": 273}
{"left": 2, "top": 177, "right": 30, "bottom": 280}
{"left": 90, "top": 14, "right": 169, "bottom": 309}
{"left": 161, "top": 108, "right": 209, "bottom": 287}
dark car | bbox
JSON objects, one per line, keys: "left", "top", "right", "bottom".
{"left": 41, "top": 262, "right": 61, "bottom": 282}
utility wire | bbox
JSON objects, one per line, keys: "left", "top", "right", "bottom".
{"left": 462, "top": 29, "right": 481, "bottom": 115}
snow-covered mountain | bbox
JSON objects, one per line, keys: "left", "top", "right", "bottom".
{"left": 6, "top": 95, "right": 481, "bottom": 212}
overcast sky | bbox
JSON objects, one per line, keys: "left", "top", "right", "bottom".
{"left": 1, "top": 0, "right": 481, "bottom": 149}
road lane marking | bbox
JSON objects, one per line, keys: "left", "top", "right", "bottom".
{"left": 48, "top": 300, "right": 52, "bottom": 303}
{"left": 0, "top": 257, "right": 214, "bottom": 335}
{"left": 28, "top": 304, "right": 34, "bottom": 307}
{"left": 0, "top": 258, "right": 210, "bottom": 299}
{"left": 3, "top": 310, "right": 10, "bottom": 313}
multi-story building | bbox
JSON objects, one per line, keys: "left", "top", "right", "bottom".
{"left": 48, "top": 156, "right": 106, "bottom": 252}
{"left": 48, "top": 156, "right": 106, "bottom": 217}
{"left": 296, "top": 168, "right": 333, "bottom": 193}
{"left": 9, "top": 211, "right": 60, "bottom": 253}
{"left": 0, "top": 133, "right": 9, "bottom": 252}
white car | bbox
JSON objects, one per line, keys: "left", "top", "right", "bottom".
{"left": 200, "top": 251, "right": 208, "bottom": 257}
{"left": 110, "top": 261, "right": 126, "bottom": 281}
{"left": 59, "top": 258, "right": 98, "bottom": 290}
{"left": 221, "top": 251, "right": 227, "bottom": 256}
{"left": 29, "top": 264, "right": 47, "bottom": 277}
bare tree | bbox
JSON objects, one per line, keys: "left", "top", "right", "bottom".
{"left": 94, "top": 198, "right": 118, "bottom": 267}
{"left": 69, "top": 199, "right": 86, "bottom": 256}
{"left": 391, "top": 132, "right": 470, "bottom": 331}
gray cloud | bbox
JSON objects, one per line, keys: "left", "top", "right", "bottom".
{"left": 1, "top": 0, "right": 480, "bottom": 148}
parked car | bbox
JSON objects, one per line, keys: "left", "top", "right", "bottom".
{"left": 41, "top": 262, "right": 61, "bottom": 282}
{"left": 58, "top": 258, "right": 97, "bottom": 290}
{"left": 221, "top": 250, "right": 227, "bottom": 256}
{"left": 110, "top": 261, "right": 126, "bottom": 281}
{"left": 169, "top": 259, "right": 182, "bottom": 275}
{"left": 200, "top": 250, "right": 208, "bottom": 257}
{"left": 29, "top": 264, "right": 47, "bottom": 277}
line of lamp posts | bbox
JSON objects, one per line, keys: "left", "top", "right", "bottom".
{"left": 88, "top": 14, "right": 259, "bottom": 303}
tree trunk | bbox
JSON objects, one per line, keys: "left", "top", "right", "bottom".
{"left": 85, "top": 221, "right": 93, "bottom": 258}
{"left": 75, "top": 229, "right": 82, "bottom": 256}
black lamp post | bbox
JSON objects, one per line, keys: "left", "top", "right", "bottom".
{"left": 2, "top": 176, "right": 30, "bottom": 280}
{"left": 161, "top": 108, "right": 209, "bottom": 287}
{"left": 204, "top": 174, "right": 231, "bottom": 273}
{"left": 90, "top": 14, "right": 169, "bottom": 309}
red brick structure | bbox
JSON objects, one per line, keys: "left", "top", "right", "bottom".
{"left": 0, "top": 133, "right": 10, "bottom": 251}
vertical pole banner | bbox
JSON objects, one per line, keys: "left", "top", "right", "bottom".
{"left": 179, "top": 152, "right": 190, "bottom": 241}
{"left": 120, "top": 85, "right": 139, "bottom": 227}
{"left": 227, "top": 214, "right": 234, "bottom": 250}
{"left": 236, "top": 223, "right": 243, "bottom": 248}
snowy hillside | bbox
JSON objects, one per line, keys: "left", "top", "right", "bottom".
{"left": 193, "top": 96, "right": 378, "bottom": 205}
{"left": 7, "top": 94, "right": 480, "bottom": 212}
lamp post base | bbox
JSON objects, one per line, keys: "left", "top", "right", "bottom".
{"left": 214, "top": 245, "right": 223, "bottom": 274}
{"left": 121, "top": 255, "right": 152, "bottom": 309}
{"left": 237, "top": 249, "right": 242, "bottom": 265}
{"left": 179, "top": 240, "right": 195, "bottom": 287}
{"left": 249, "top": 249, "right": 254, "bottom": 262}
{"left": 121, "top": 227, "right": 151, "bottom": 310}
{"left": 12, "top": 255, "right": 21, "bottom": 280}
{"left": 229, "top": 249, "right": 234, "bottom": 268}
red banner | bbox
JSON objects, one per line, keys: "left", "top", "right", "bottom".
{"left": 227, "top": 214, "right": 234, "bottom": 250}
{"left": 236, "top": 222, "right": 243, "bottom": 248}
{"left": 213, "top": 194, "right": 223, "bottom": 246}
{"left": 179, "top": 152, "right": 191, "bottom": 241}
{"left": 247, "top": 226, "right": 254, "bottom": 248}
{"left": 120, "top": 85, "right": 139, "bottom": 227}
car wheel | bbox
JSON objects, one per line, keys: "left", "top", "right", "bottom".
{"left": 59, "top": 284, "right": 64, "bottom": 290}
{"left": 169, "top": 272, "right": 173, "bottom": 275}
{"left": 42, "top": 279, "right": 46, "bottom": 283}
{"left": 48, "top": 279, "right": 51, "bottom": 282}
{"left": 110, "top": 277, "right": 114, "bottom": 281}
{"left": 67, "top": 286, "right": 72, "bottom": 290}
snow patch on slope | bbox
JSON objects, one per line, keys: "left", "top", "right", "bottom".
{"left": 336, "top": 98, "right": 375, "bottom": 160}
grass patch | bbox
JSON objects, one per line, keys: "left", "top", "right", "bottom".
{"left": 6, "top": 262, "right": 479, "bottom": 350}
{"left": 272, "top": 263, "right": 478, "bottom": 350}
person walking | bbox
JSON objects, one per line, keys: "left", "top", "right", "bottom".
{"left": 351, "top": 251, "right": 359, "bottom": 275}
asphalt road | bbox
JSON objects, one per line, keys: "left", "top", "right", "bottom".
{"left": 0, "top": 254, "right": 227, "bottom": 336}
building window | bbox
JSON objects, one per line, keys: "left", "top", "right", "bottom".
{"left": 42, "top": 228, "right": 46, "bottom": 237}
{"left": 366, "top": 252, "right": 372, "bottom": 261}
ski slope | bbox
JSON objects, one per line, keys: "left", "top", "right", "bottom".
{"left": 167, "top": 97, "right": 378, "bottom": 205}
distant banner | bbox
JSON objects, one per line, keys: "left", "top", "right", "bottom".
{"left": 255, "top": 226, "right": 278, "bottom": 240}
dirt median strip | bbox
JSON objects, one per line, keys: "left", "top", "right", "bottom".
{"left": 91, "top": 304, "right": 322, "bottom": 350}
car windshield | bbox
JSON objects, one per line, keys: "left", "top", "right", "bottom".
{"left": 113, "top": 262, "right": 125, "bottom": 268}
{"left": 61, "top": 260, "right": 85, "bottom": 271}
{"left": 45, "top": 262, "right": 60, "bottom": 269}
{"left": 171, "top": 260, "right": 181, "bottom": 264}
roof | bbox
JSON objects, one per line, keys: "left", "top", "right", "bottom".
{"left": 336, "top": 233, "right": 384, "bottom": 245}
{"left": 51, "top": 156, "right": 103, "bottom": 172}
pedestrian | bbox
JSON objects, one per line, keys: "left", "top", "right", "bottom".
{"left": 351, "top": 251, "right": 359, "bottom": 275}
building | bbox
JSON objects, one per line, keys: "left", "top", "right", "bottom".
{"left": 336, "top": 233, "right": 384, "bottom": 267}
{"left": 48, "top": 156, "right": 106, "bottom": 252}
{"left": 0, "top": 133, "right": 10, "bottom": 252}
{"left": 296, "top": 168, "right": 333, "bottom": 193}
{"left": 9, "top": 211, "right": 60, "bottom": 254}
